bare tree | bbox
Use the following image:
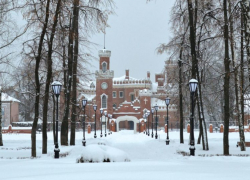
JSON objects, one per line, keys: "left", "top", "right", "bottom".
{"left": 223, "top": 0, "right": 230, "bottom": 155}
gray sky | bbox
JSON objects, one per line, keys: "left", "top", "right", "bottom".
{"left": 90, "top": 0, "right": 176, "bottom": 81}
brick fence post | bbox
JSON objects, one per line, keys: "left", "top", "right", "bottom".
{"left": 187, "top": 124, "right": 190, "bottom": 133}
{"left": 220, "top": 124, "right": 224, "bottom": 133}
{"left": 209, "top": 124, "right": 213, "bottom": 133}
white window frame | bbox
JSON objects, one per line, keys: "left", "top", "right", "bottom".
{"left": 101, "top": 94, "right": 107, "bottom": 109}
{"left": 102, "top": 62, "right": 107, "bottom": 72}
{"left": 119, "top": 91, "right": 124, "bottom": 98}
{"left": 112, "top": 91, "right": 117, "bottom": 98}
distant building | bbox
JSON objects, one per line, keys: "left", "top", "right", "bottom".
{"left": 79, "top": 49, "right": 179, "bottom": 132}
{"left": 1, "top": 93, "right": 20, "bottom": 127}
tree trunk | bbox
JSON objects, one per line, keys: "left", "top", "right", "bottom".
{"left": 42, "top": 0, "right": 62, "bottom": 154}
{"left": 187, "top": 0, "right": 197, "bottom": 148}
{"left": 0, "top": 88, "right": 3, "bottom": 146}
{"left": 70, "top": 0, "right": 80, "bottom": 146}
{"left": 223, "top": 0, "right": 230, "bottom": 155}
{"left": 179, "top": 40, "right": 184, "bottom": 144}
{"left": 229, "top": 0, "right": 241, "bottom": 150}
{"left": 195, "top": 19, "right": 209, "bottom": 150}
{"left": 239, "top": 7, "right": 246, "bottom": 151}
{"left": 32, "top": 0, "right": 50, "bottom": 157}
{"left": 61, "top": 14, "right": 74, "bottom": 146}
{"left": 187, "top": 0, "right": 197, "bottom": 79}
{"left": 242, "top": 0, "right": 250, "bottom": 83}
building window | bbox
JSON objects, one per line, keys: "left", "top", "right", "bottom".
{"left": 113, "top": 91, "right": 116, "bottom": 98}
{"left": 113, "top": 103, "right": 116, "bottom": 109}
{"left": 102, "top": 95, "right": 107, "bottom": 108}
{"left": 131, "top": 94, "right": 135, "bottom": 101}
{"left": 102, "top": 62, "right": 107, "bottom": 72}
{"left": 1, "top": 108, "right": 4, "bottom": 115}
{"left": 119, "top": 91, "right": 123, "bottom": 98}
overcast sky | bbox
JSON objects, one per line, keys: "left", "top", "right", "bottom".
{"left": 90, "top": 0, "right": 176, "bottom": 81}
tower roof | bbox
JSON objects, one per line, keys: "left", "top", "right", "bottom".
{"left": 98, "top": 49, "right": 111, "bottom": 57}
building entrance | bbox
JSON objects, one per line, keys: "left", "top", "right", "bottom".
{"left": 116, "top": 116, "right": 139, "bottom": 134}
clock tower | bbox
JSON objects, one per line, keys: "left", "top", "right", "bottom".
{"left": 95, "top": 49, "right": 114, "bottom": 116}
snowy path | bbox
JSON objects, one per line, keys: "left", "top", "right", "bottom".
{"left": 0, "top": 130, "right": 250, "bottom": 180}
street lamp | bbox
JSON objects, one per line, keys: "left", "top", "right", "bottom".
{"left": 147, "top": 110, "right": 150, "bottom": 136}
{"left": 165, "top": 97, "right": 171, "bottom": 145}
{"left": 93, "top": 104, "right": 97, "bottom": 138}
{"left": 51, "top": 81, "right": 62, "bottom": 159}
{"left": 151, "top": 107, "right": 154, "bottom": 138}
{"left": 189, "top": 79, "right": 198, "bottom": 156}
{"left": 82, "top": 99, "right": 87, "bottom": 146}
{"left": 109, "top": 114, "right": 112, "bottom": 134}
{"left": 100, "top": 108, "right": 103, "bottom": 137}
{"left": 154, "top": 105, "right": 159, "bottom": 139}
{"left": 104, "top": 111, "right": 107, "bottom": 137}
{"left": 143, "top": 113, "right": 147, "bottom": 134}
{"left": 108, "top": 114, "right": 111, "bottom": 135}
{"left": 139, "top": 118, "right": 141, "bottom": 133}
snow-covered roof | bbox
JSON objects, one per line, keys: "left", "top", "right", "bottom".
{"left": 151, "top": 98, "right": 166, "bottom": 107}
{"left": 139, "top": 89, "right": 152, "bottom": 96}
{"left": 1, "top": 93, "right": 20, "bottom": 102}
{"left": 113, "top": 75, "right": 138, "bottom": 81}
{"left": 79, "top": 80, "right": 96, "bottom": 90}
{"left": 78, "top": 93, "right": 96, "bottom": 101}
{"left": 113, "top": 75, "right": 151, "bottom": 85}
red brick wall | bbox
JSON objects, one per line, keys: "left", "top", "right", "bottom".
{"left": 99, "top": 57, "right": 110, "bottom": 70}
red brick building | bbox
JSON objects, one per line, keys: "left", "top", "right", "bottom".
{"left": 80, "top": 49, "right": 179, "bottom": 133}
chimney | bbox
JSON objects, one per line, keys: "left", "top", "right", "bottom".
{"left": 147, "top": 71, "right": 150, "bottom": 79}
{"left": 125, "top": 69, "right": 129, "bottom": 80}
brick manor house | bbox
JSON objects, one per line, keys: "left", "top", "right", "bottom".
{"left": 78, "top": 48, "right": 179, "bottom": 132}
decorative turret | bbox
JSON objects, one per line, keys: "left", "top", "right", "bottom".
{"left": 96, "top": 49, "right": 114, "bottom": 79}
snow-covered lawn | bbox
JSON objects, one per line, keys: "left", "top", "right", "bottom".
{"left": 1, "top": 130, "right": 250, "bottom": 180}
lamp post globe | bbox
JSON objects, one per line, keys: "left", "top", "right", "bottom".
{"left": 189, "top": 79, "right": 198, "bottom": 156}
{"left": 100, "top": 109, "right": 103, "bottom": 137}
{"left": 165, "top": 97, "right": 171, "bottom": 145}
{"left": 51, "top": 81, "right": 62, "bottom": 159}
{"left": 82, "top": 99, "right": 87, "bottom": 146}
{"left": 151, "top": 107, "right": 154, "bottom": 138}
{"left": 93, "top": 105, "right": 97, "bottom": 138}
{"left": 154, "top": 105, "right": 159, "bottom": 139}
{"left": 104, "top": 111, "right": 107, "bottom": 137}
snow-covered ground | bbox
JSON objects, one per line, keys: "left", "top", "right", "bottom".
{"left": 1, "top": 130, "right": 249, "bottom": 180}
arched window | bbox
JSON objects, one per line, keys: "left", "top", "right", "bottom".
{"left": 102, "top": 95, "right": 107, "bottom": 108}
{"left": 102, "top": 62, "right": 107, "bottom": 72}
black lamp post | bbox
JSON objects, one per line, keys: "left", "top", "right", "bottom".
{"left": 139, "top": 118, "right": 141, "bottom": 133}
{"left": 154, "top": 105, "right": 159, "bottom": 139}
{"left": 143, "top": 113, "right": 147, "bottom": 134}
{"left": 147, "top": 110, "right": 150, "bottom": 136}
{"left": 82, "top": 99, "right": 87, "bottom": 146}
{"left": 51, "top": 81, "right": 62, "bottom": 159}
{"left": 104, "top": 111, "right": 107, "bottom": 137}
{"left": 108, "top": 114, "right": 110, "bottom": 135}
{"left": 93, "top": 105, "right": 97, "bottom": 138}
{"left": 109, "top": 114, "right": 112, "bottom": 134}
{"left": 165, "top": 97, "right": 171, "bottom": 145}
{"left": 151, "top": 107, "right": 154, "bottom": 138}
{"left": 189, "top": 79, "right": 198, "bottom": 156}
{"left": 100, "top": 108, "right": 103, "bottom": 137}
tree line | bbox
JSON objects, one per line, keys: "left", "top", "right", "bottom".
{"left": 0, "top": 0, "right": 114, "bottom": 157}
{"left": 157, "top": 0, "right": 250, "bottom": 155}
